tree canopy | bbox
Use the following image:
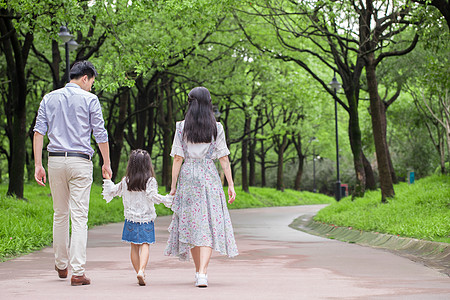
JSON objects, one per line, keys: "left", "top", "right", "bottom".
{"left": 0, "top": 0, "right": 448, "bottom": 201}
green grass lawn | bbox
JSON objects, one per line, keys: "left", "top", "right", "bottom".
{"left": 0, "top": 183, "right": 334, "bottom": 261}
{"left": 314, "top": 174, "right": 450, "bottom": 243}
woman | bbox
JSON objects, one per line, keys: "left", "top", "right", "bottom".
{"left": 165, "top": 87, "right": 238, "bottom": 288}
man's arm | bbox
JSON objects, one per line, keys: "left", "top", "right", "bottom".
{"left": 98, "top": 142, "right": 112, "bottom": 179}
{"left": 33, "top": 132, "right": 46, "bottom": 186}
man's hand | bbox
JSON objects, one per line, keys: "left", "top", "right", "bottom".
{"left": 102, "top": 164, "right": 112, "bottom": 179}
{"left": 35, "top": 165, "right": 46, "bottom": 186}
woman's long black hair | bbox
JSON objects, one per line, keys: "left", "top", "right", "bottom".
{"left": 126, "top": 149, "right": 155, "bottom": 191}
{"left": 183, "top": 87, "right": 217, "bottom": 143}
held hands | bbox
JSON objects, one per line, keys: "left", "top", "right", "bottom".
{"left": 34, "top": 165, "right": 46, "bottom": 186}
{"left": 227, "top": 186, "right": 236, "bottom": 204}
{"left": 102, "top": 164, "right": 112, "bottom": 180}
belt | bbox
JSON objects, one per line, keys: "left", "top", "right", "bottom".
{"left": 49, "top": 152, "right": 91, "bottom": 161}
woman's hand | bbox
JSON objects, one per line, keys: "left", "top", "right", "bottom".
{"left": 169, "top": 187, "right": 176, "bottom": 196}
{"left": 227, "top": 186, "right": 236, "bottom": 204}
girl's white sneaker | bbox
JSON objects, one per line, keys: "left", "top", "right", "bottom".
{"left": 196, "top": 273, "right": 208, "bottom": 288}
{"left": 137, "top": 270, "right": 146, "bottom": 286}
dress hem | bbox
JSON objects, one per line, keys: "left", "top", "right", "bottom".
{"left": 122, "top": 239, "right": 156, "bottom": 245}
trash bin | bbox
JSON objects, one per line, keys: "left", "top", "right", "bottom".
{"left": 408, "top": 171, "right": 415, "bottom": 184}
{"left": 341, "top": 184, "right": 348, "bottom": 197}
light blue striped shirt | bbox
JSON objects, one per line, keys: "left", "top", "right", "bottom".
{"left": 34, "top": 83, "right": 108, "bottom": 157}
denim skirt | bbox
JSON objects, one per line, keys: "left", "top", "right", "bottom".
{"left": 122, "top": 219, "right": 155, "bottom": 244}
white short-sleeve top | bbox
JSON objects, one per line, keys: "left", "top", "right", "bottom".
{"left": 170, "top": 120, "right": 230, "bottom": 159}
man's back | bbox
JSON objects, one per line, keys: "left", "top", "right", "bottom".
{"left": 34, "top": 83, "right": 107, "bottom": 157}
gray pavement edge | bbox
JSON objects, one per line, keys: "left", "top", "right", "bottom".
{"left": 289, "top": 213, "right": 450, "bottom": 277}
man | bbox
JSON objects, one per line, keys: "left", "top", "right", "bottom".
{"left": 33, "top": 61, "right": 112, "bottom": 286}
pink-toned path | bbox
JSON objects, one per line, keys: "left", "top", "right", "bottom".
{"left": 1, "top": 205, "right": 449, "bottom": 299}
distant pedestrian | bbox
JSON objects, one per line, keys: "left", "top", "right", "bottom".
{"left": 33, "top": 61, "right": 111, "bottom": 286}
{"left": 165, "top": 86, "right": 238, "bottom": 288}
{"left": 102, "top": 149, "right": 173, "bottom": 286}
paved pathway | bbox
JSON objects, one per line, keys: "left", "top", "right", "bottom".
{"left": 0, "top": 205, "right": 449, "bottom": 299}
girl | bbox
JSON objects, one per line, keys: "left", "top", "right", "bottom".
{"left": 102, "top": 149, "right": 173, "bottom": 286}
{"left": 165, "top": 87, "right": 238, "bottom": 288}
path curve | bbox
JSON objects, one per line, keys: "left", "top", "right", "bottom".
{"left": 0, "top": 205, "right": 449, "bottom": 299}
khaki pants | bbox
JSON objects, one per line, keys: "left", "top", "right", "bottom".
{"left": 48, "top": 156, "right": 93, "bottom": 276}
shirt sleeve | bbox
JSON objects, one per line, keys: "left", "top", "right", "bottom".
{"left": 170, "top": 122, "right": 185, "bottom": 158}
{"left": 145, "top": 178, "right": 173, "bottom": 208}
{"left": 90, "top": 97, "right": 108, "bottom": 144}
{"left": 33, "top": 97, "right": 48, "bottom": 135}
{"left": 215, "top": 122, "right": 230, "bottom": 159}
{"left": 102, "top": 178, "right": 124, "bottom": 203}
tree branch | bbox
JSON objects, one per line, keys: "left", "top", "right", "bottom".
{"left": 375, "top": 34, "right": 419, "bottom": 66}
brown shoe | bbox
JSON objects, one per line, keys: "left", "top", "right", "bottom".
{"left": 71, "top": 274, "right": 91, "bottom": 286}
{"left": 55, "top": 265, "right": 68, "bottom": 279}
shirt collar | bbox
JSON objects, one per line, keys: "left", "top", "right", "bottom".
{"left": 65, "top": 82, "right": 82, "bottom": 89}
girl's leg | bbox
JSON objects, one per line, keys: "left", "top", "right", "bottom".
{"left": 139, "top": 243, "right": 149, "bottom": 273}
{"left": 198, "top": 246, "right": 212, "bottom": 274}
{"left": 190, "top": 247, "right": 200, "bottom": 273}
{"left": 130, "top": 243, "right": 140, "bottom": 273}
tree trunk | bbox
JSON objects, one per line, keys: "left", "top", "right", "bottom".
{"left": 241, "top": 111, "right": 251, "bottom": 193}
{"left": 146, "top": 103, "right": 156, "bottom": 156}
{"left": 1, "top": 13, "right": 32, "bottom": 198}
{"left": 294, "top": 157, "right": 304, "bottom": 191}
{"left": 260, "top": 124, "right": 266, "bottom": 187}
{"left": 110, "top": 88, "right": 129, "bottom": 181}
{"left": 162, "top": 126, "right": 172, "bottom": 191}
{"left": 249, "top": 140, "right": 256, "bottom": 186}
{"left": 347, "top": 104, "right": 366, "bottom": 198}
{"left": 293, "top": 135, "right": 304, "bottom": 191}
{"left": 275, "top": 135, "right": 288, "bottom": 191}
{"left": 143, "top": 77, "right": 158, "bottom": 156}
{"left": 161, "top": 79, "right": 174, "bottom": 191}
{"left": 249, "top": 114, "right": 259, "bottom": 186}
{"left": 366, "top": 54, "right": 395, "bottom": 202}
{"left": 8, "top": 93, "right": 26, "bottom": 198}
{"left": 136, "top": 77, "right": 148, "bottom": 149}
{"left": 381, "top": 103, "right": 398, "bottom": 184}
{"left": 362, "top": 152, "right": 377, "bottom": 190}
{"left": 444, "top": 106, "right": 450, "bottom": 169}
{"left": 440, "top": 141, "right": 446, "bottom": 173}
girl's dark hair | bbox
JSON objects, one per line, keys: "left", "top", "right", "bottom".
{"left": 126, "top": 149, "right": 155, "bottom": 191}
{"left": 183, "top": 87, "right": 217, "bottom": 143}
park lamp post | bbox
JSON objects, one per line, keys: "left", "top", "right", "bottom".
{"left": 329, "top": 73, "right": 342, "bottom": 201}
{"left": 58, "top": 26, "right": 79, "bottom": 83}
{"left": 313, "top": 146, "right": 320, "bottom": 193}
{"left": 213, "top": 105, "right": 221, "bottom": 120}
{"left": 309, "top": 137, "right": 318, "bottom": 193}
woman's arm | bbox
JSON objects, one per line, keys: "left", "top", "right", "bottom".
{"left": 219, "top": 155, "right": 236, "bottom": 204}
{"left": 145, "top": 178, "right": 173, "bottom": 208}
{"left": 170, "top": 155, "right": 184, "bottom": 195}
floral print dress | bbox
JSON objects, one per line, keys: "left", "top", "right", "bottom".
{"left": 164, "top": 121, "right": 238, "bottom": 261}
